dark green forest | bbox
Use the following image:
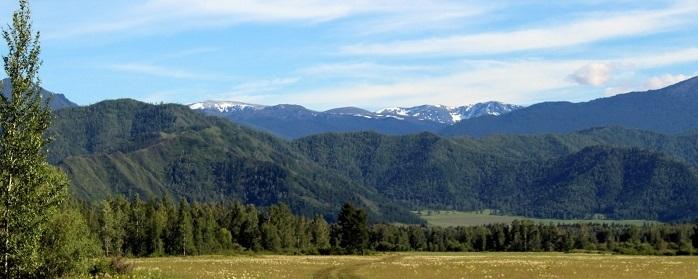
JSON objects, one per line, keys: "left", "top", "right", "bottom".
{"left": 46, "top": 99, "right": 698, "bottom": 223}
{"left": 81, "top": 198, "right": 698, "bottom": 257}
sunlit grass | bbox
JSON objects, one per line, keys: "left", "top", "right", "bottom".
{"left": 416, "top": 210, "right": 659, "bottom": 227}
{"left": 106, "top": 252, "right": 698, "bottom": 279}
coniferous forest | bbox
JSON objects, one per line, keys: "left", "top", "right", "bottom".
{"left": 79, "top": 198, "right": 698, "bottom": 257}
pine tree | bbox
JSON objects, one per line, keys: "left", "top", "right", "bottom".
{"left": 0, "top": 1, "right": 67, "bottom": 276}
{"left": 337, "top": 203, "right": 369, "bottom": 254}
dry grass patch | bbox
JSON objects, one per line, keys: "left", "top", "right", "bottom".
{"left": 119, "top": 253, "right": 698, "bottom": 279}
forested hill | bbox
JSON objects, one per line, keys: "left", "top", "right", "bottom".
{"left": 441, "top": 76, "right": 698, "bottom": 137}
{"left": 47, "top": 99, "right": 698, "bottom": 223}
{"left": 293, "top": 129, "right": 698, "bottom": 222}
{"left": 48, "top": 99, "right": 420, "bottom": 223}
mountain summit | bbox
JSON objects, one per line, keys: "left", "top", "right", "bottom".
{"left": 189, "top": 100, "right": 521, "bottom": 138}
{"left": 189, "top": 100, "right": 266, "bottom": 112}
{"left": 376, "top": 102, "right": 522, "bottom": 125}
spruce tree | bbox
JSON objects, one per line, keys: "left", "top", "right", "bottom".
{"left": 0, "top": 0, "right": 67, "bottom": 277}
{"left": 337, "top": 203, "right": 368, "bottom": 254}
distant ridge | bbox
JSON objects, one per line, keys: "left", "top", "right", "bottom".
{"left": 1, "top": 78, "right": 77, "bottom": 110}
{"left": 376, "top": 101, "right": 522, "bottom": 124}
{"left": 189, "top": 100, "right": 521, "bottom": 138}
{"left": 442, "top": 76, "right": 698, "bottom": 137}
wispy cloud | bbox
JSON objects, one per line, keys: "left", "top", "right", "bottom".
{"left": 342, "top": 2, "right": 698, "bottom": 56}
{"left": 46, "top": 0, "right": 487, "bottom": 40}
{"left": 257, "top": 60, "right": 583, "bottom": 109}
{"left": 643, "top": 74, "right": 689, "bottom": 90}
{"left": 258, "top": 47, "right": 698, "bottom": 109}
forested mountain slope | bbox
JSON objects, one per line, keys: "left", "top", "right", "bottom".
{"left": 294, "top": 130, "right": 698, "bottom": 222}
{"left": 48, "top": 99, "right": 419, "bottom": 223}
{"left": 46, "top": 99, "right": 698, "bottom": 223}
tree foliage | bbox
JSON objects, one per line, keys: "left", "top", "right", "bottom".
{"left": 75, "top": 198, "right": 698, "bottom": 256}
{"left": 336, "top": 203, "right": 369, "bottom": 254}
{"left": 0, "top": 1, "right": 67, "bottom": 277}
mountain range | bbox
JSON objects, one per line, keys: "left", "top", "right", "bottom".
{"left": 11, "top": 75, "right": 698, "bottom": 223}
{"left": 189, "top": 101, "right": 520, "bottom": 139}
{"left": 189, "top": 77, "right": 698, "bottom": 139}
{"left": 47, "top": 100, "right": 698, "bottom": 223}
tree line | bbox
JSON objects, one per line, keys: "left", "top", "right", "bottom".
{"left": 81, "top": 197, "right": 698, "bottom": 257}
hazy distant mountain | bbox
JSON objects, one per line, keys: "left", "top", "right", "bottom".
{"left": 189, "top": 100, "right": 520, "bottom": 139}
{"left": 188, "top": 101, "right": 445, "bottom": 138}
{"left": 442, "top": 76, "right": 698, "bottom": 137}
{"left": 1, "top": 78, "right": 77, "bottom": 110}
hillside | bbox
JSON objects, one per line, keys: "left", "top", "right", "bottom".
{"left": 294, "top": 130, "right": 698, "bottom": 222}
{"left": 45, "top": 100, "right": 698, "bottom": 223}
{"left": 442, "top": 76, "right": 698, "bottom": 137}
{"left": 48, "top": 99, "right": 420, "bottom": 223}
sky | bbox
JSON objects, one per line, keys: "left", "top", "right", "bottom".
{"left": 0, "top": 0, "right": 697, "bottom": 111}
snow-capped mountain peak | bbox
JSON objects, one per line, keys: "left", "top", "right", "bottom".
{"left": 189, "top": 100, "right": 522, "bottom": 127}
{"left": 376, "top": 101, "right": 521, "bottom": 124}
{"left": 188, "top": 100, "right": 266, "bottom": 113}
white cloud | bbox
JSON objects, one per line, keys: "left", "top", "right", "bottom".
{"left": 620, "top": 48, "right": 698, "bottom": 68}
{"left": 246, "top": 47, "right": 698, "bottom": 109}
{"left": 570, "top": 63, "right": 614, "bottom": 86}
{"left": 568, "top": 47, "right": 698, "bottom": 90}
{"left": 643, "top": 74, "right": 688, "bottom": 90}
{"left": 47, "top": 0, "right": 486, "bottom": 39}
{"left": 254, "top": 60, "right": 585, "bottom": 109}
{"left": 342, "top": 2, "right": 698, "bottom": 56}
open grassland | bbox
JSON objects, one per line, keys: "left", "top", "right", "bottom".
{"left": 417, "top": 210, "right": 659, "bottom": 227}
{"left": 112, "top": 253, "right": 698, "bottom": 279}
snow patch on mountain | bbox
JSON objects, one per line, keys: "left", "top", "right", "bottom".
{"left": 189, "top": 101, "right": 266, "bottom": 113}
{"left": 376, "top": 102, "right": 521, "bottom": 124}
{"left": 189, "top": 100, "right": 522, "bottom": 125}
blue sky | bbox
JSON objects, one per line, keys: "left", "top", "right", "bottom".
{"left": 1, "top": 0, "right": 697, "bottom": 110}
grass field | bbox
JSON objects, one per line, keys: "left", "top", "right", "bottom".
{"left": 416, "top": 210, "right": 659, "bottom": 227}
{"left": 115, "top": 253, "right": 698, "bottom": 279}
